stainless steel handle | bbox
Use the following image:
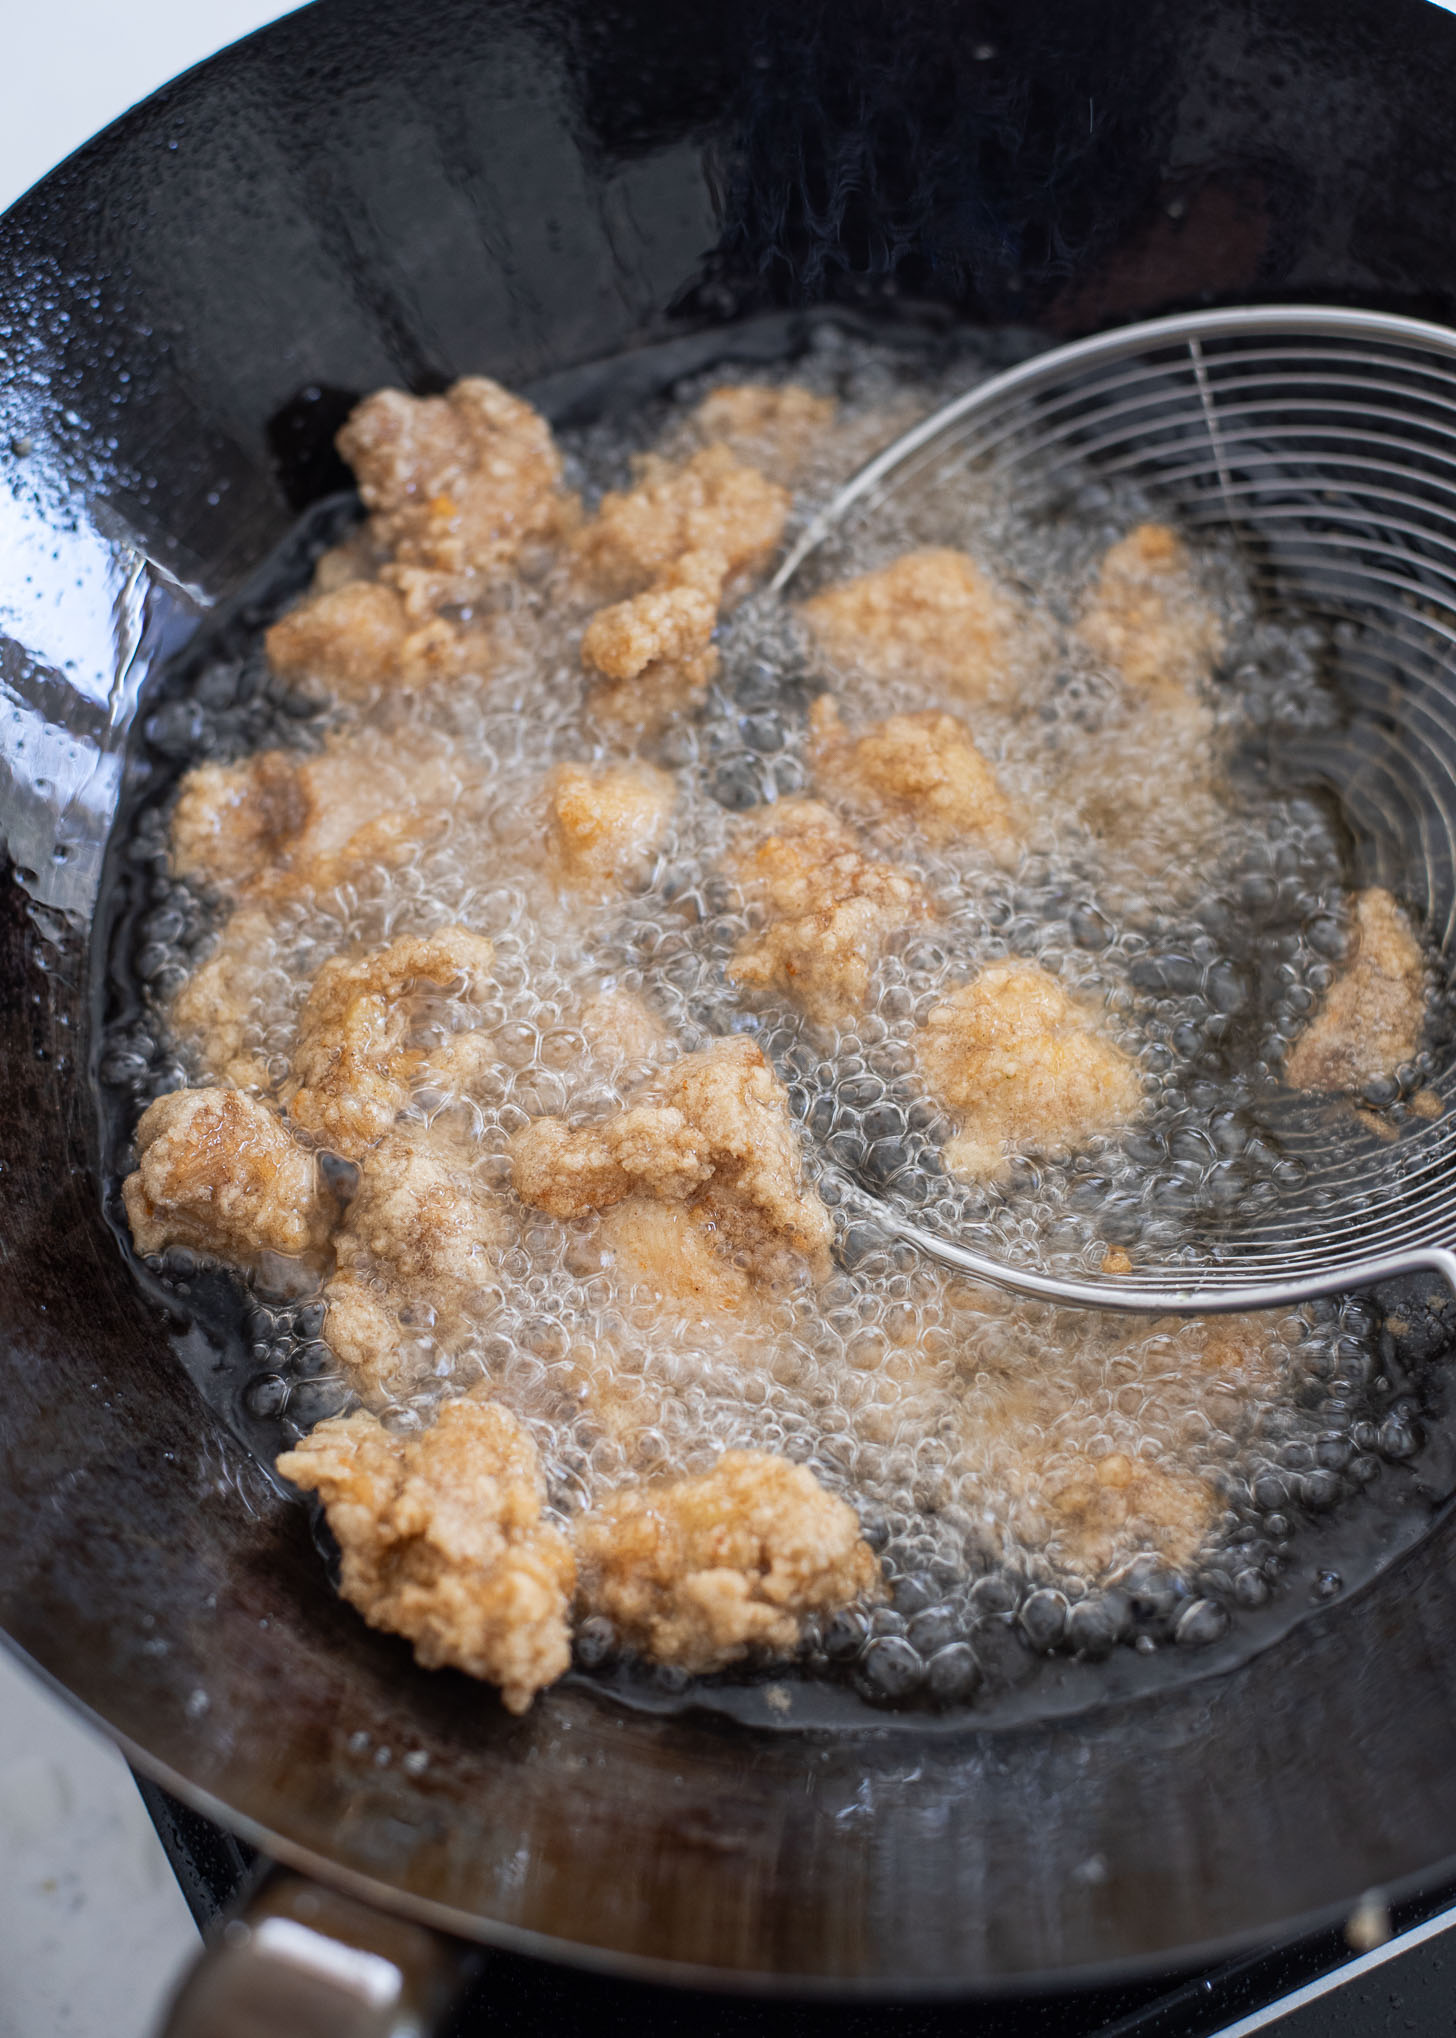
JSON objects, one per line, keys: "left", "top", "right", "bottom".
{"left": 157, "top": 1868, "right": 476, "bottom": 2038}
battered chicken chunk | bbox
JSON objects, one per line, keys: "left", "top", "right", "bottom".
{"left": 801, "top": 548, "right": 1020, "bottom": 706}
{"left": 1285, "top": 886, "right": 1426, "bottom": 1094}
{"left": 916, "top": 960, "right": 1143, "bottom": 1179}
{"left": 1042, "top": 1450, "right": 1215, "bottom": 1577}
{"left": 581, "top": 547, "right": 725, "bottom": 733}
{"left": 170, "top": 905, "right": 279, "bottom": 1089}
{"left": 1077, "top": 523, "right": 1225, "bottom": 698}
{"left": 726, "top": 799, "right": 933, "bottom": 1023}
{"left": 277, "top": 1398, "right": 575, "bottom": 1713}
{"left": 545, "top": 760, "right": 675, "bottom": 898}
{"left": 689, "top": 383, "right": 836, "bottom": 484}
{"left": 265, "top": 581, "right": 476, "bottom": 701}
{"left": 575, "top": 1450, "right": 880, "bottom": 1671}
{"left": 123, "top": 1087, "right": 332, "bottom": 1263}
{"left": 510, "top": 1034, "right": 832, "bottom": 1286}
{"left": 809, "top": 696, "right": 1018, "bottom": 858}
{"left": 337, "top": 377, "right": 572, "bottom": 617}
{"left": 287, "top": 928, "right": 496, "bottom": 1158}
{"left": 572, "top": 445, "right": 789, "bottom": 599}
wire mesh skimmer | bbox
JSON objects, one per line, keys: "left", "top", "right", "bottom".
{"left": 771, "top": 305, "right": 1456, "bottom": 1314}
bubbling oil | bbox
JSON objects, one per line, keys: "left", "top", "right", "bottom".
{"left": 98, "top": 323, "right": 1456, "bottom": 1714}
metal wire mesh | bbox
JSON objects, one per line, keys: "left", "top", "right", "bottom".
{"left": 776, "top": 307, "right": 1456, "bottom": 1311}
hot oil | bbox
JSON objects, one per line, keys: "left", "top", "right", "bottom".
{"left": 93, "top": 319, "right": 1456, "bottom": 1722}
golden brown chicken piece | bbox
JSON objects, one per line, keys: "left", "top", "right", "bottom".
{"left": 287, "top": 928, "right": 496, "bottom": 1158}
{"left": 332, "top": 1125, "right": 505, "bottom": 1304}
{"left": 580, "top": 548, "right": 725, "bottom": 734}
{"left": 916, "top": 960, "right": 1143, "bottom": 1179}
{"left": 809, "top": 696, "right": 1018, "bottom": 858}
{"left": 1077, "top": 523, "right": 1225, "bottom": 698}
{"left": 277, "top": 1398, "right": 576, "bottom": 1713}
{"left": 1041, "top": 1451, "right": 1216, "bottom": 1577}
{"left": 123, "top": 1087, "right": 333, "bottom": 1263}
{"left": 1285, "top": 887, "right": 1426, "bottom": 1094}
{"left": 544, "top": 761, "right": 676, "bottom": 898}
{"left": 689, "top": 383, "right": 836, "bottom": 484}
{"left": 265, "top": 581, "right": 479, "bottom": 701}
{"left": 169, "top": 905, "right": 279, "bottom": 1090}
{"left": 572, "top": 445, "right": 789, "bottom": 599}
{"left": 800, "top": 548, "right": 1020, "bottom": 706}
{"left": 726, "top": 798, "right": 933, "bottom": 1023}
{"left": 336, "top": 377, "right": 573, "bottom": 617}
{"left": 510, "top": 1034, "right": 832, "bottom": 1286}
{"left": 575, "top": 1450, "right": 879, "bottom": 1670}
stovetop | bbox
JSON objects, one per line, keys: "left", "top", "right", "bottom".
{"left": 134, "top": 1774, "right": 1456, "bottom": 2037}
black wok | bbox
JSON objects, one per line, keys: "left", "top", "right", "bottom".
{"left": 8, "top": 0, "right": 1456, "bottom": 2007}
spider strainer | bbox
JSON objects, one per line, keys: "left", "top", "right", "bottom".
{"left": 772, "top": 305, "right": 1456, "bottom": 1313}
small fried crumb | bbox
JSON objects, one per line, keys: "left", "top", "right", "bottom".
{"left": 689, "top": 383, "right": 836, "bottom": 483}
{"left": 1077, "top": 523, "right": 1225, "bottom": 697}
{"left": 123, "top": 1087, "right": 332, "bottom": 1263}
{"left": 288, "top": 928, "right": 496, "bottom": 1158}
{"left": 1101, "top": 1245, "right": 1134, "bottom": 1276}
{"left": 809, "top": 695, "right": 1018, "bottom": 858}
{"left": 337, "top": 377, "right": 572, "bottom": 616}
{"left": 800, "top": 548, "right": 1019, "bottom": 706}
{"left": 726, "top": 798, "right": 933, "bottom": 1023}
{"left": 575, "top": 1450, "right": 880, "bottom": 1671}
{"left": 545, "top": 760, "right": 675, "bottom": 898}
{"left": 916, "top": 960, "right": 1143, "bottom": 1179}
{"left": 1285, "top": 888, "right": 1425, "bottom": 1095}
{"left": 572, "top": 445, "right": 789, "bottom": 599}
{"left": 277, "top": 1398, "right": 575, "bottom": 1713}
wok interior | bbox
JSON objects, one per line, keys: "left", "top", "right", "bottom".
{"left": 8, "top": 0, "right": 1456, "bottom": 1989}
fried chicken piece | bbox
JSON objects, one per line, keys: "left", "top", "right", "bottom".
{"left": 510, "top": 1034, "right": 832, "bottom": 1285}
{"left": 170, "top": 905, "right": 278, "bottom": 1089}
{"left": 808, "top": 696, "right": 1018, "bottom": 859}
{"left": 800, "top": 548, "right": 1020, "bottom": 706}
{"left": 1077, "top": 523, "right": 1225, "bottom": 698}
{"left": 319, "top": 1276, "right": 405, "bottom": 1400}
{"left": 277, "top": 1399, "right": 575, "bottom": 1713}
{"left": 123, "top": 1087, "right": 332, "bottom": 1263}
{"left": 545, "top": 760, "right": 675, "bottom": 898}
{"left": 1285, "top": 887, "right": 1426, "bottom": 1094}
{"left": 265, "top": 581, "right": 479, "bottom": 701}
{"left": 336, "top": 377, "right": 572, "bottom": 617}
{"left": 572, "top": 445, "right": 789, "bottom": 599}
{"left": 287, "top": 929, "right": 496, "bottom": 1158}
{"left": 596, "top": 1197, "right": 759, "bottom": 1318}
{"left": 576, "top": 988, "right": 672, "bottom": 1071}
{"left": 916, "top": 960, "right": 1143, "bottom": 1179}
{"left": 581, "top": 547, "right": 725, "bottom": 734}
{"left": 690, "top": 383, "right": 836, "bottom": 484}
{"left": 1043, "top": 1450, "right": 1215, "bottom": 1577}
{"left": 575, "top": 1450, "right": 879, "bottom": 1671}
{"left": 726, "top": 798, "right": 933, "bottom": 1023}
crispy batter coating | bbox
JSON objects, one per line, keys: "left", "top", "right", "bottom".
{"left": 572, "top": 446, "right": 789, "bottom": 599}
{"left": 801, "top": 548, "right": 1019, "bottom": 705}
{"left": 1285, "top": 887, "right": 1426, "bottom": 1093}
{"left": 726, "top": 798, "right": 933, "bottom": 1023}
{"left": 689, "top": 383, "right": 836, "bottom": 484}
{"left": 287, "top": 928, "right": 496, "bottom": 1158}
{"left": 123, "top": 1087, "right": 332, "bottom": 1262}
{"left": 1043, "top": 1450, "right": 1215, "bottom": 1576}
{"left": 1077, "top": 523, "right": 1225, "bottom": 697}
{"left": 575, "top": 1450, "right": 879, "bottom": 1670}
{"left": 545, "top": 760, "right": 675, "bottom": 898}
{"left": 916, "top": 960, "right": 1143, "bottom": 1178}
{"left": 510, "top": 1035, "right": 832, "bottom": 1284}
{"left": 337, "top": 377, "right": 572, "bottom": 616}
{"left": 277, "top": 1399, "right": 575, "bottom": 1713}
{"left": 265, "top": 581, "right": 479, "bottom": 701}
{"left": 809, "top": 695, "right": 1018, "bottom": 857}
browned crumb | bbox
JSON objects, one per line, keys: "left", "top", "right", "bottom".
{"left": 1044, "top": 1450, "right": 1215, "bottom": 1576}
{"left": 277, "top": 1398, "right": 575, "bottom": 1713}
{"left": 726, "top": 798, "right": 933, "bottom": 1023}
{"left": 916, "top": 960, "right": 1143, "bottom": 1179}
{"left": 122, "top": 1087, "right": 333, "bottom": 1263}
{"left": 1101, "top": 1245, "right": 1134, "bottom": 1276}
{"left": 545, "top": 761, "right": 675, "bottom": 899}
{"left": 1412, "top": 1088, "right": 1444, "bottom": 1121}
{"left": 510, "top": 1034, "right": 832, "bottom": 1286}
{"left": 1284, "top": 888, "right": 1425, "bottom": 1095}
{"left": 808, "top": 695, "right": 1019, "bottom": 858}
{"left": 571, "top": 445, "right": 789, "bottom": 599}
{"left": 286, "top": 928, "right": 496, "bottom": 1158}
{"left": 265, "top": 581, "right": 481, "bottom": 701}
{"left": 575, "top": 1450, "right": 879, "bottom": 1670}
{"left": 800, "top": 548, "right": 1020, "bottom": 706}
{"left": 1077, "top": 523, "right": 1225, "bottom": 697}
{"left": 689, "top": 383, "right": 836, "bottom": 484}
{"left": 336, "top": 377, "right": 574, "bottom": 617}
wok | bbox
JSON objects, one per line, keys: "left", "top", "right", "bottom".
{"left": 8, "top": 0, "right": 1456, "bottom": 2014}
